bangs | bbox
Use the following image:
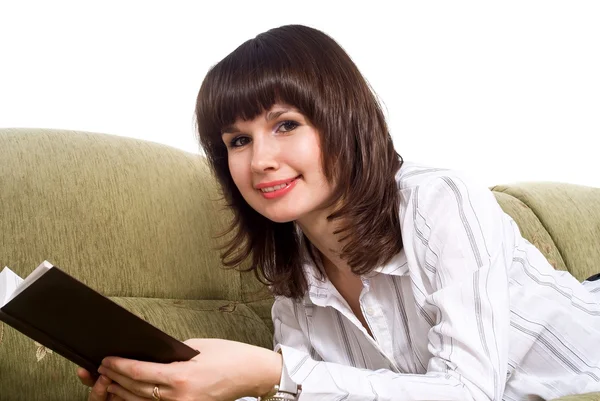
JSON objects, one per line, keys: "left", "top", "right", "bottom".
{"left": 197, "top": 35, "right": 319, "bottom": 146}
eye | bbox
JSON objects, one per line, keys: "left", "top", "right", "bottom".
{"left": 229, "top": 136, "right": 251, "bottom": 148}
{"left": 277, "top": 120, "right": 299, "bottom": 133}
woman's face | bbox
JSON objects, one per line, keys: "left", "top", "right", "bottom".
{"left": 222, "top": 104, "right": 334, "bottom": 224}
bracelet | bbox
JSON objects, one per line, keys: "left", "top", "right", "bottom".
{"left": 257, "top": 385, "right": 302, "bottom": 401}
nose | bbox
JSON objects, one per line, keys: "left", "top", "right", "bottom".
{"left": 250, "top": 136, "right": 279, "bottom": 173}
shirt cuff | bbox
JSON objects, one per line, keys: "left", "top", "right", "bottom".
{"left": 274, "top": 344, "right": 304, "bottom": 395}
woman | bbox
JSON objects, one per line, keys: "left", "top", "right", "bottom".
{"left": 78, "top": 24, "right": 600, "bottom": 401}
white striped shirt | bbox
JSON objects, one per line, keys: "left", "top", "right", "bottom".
{"left": 241, "top": 162, "right": 600, "bottom": 401}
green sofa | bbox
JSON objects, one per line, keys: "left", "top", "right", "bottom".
{"left": 0, "top": 128, "right": 598, "bottom": 401}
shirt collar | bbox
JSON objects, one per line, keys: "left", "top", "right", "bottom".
{"left": 303, "top": 249, "right": 409, "bottom": 307}
{"left": 369, "top": 249, "right": 409, "bottom": 277}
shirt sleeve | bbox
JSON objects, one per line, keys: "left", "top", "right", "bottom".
{"left": 272, "top": 172, "right": 511, "bottom": 401}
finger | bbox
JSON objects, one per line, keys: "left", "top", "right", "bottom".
{"left": 106, "top": 383, "right": 148, "bottom": 401}
{"left": 98, "top": 366, "right": 156, "bottom": 399}
{"left": 78, "top": 367, "right": 97, "bottom": 388}
{"left": 101, "top": 357, "right": 172, "bottom": 385}
{"left": 88, "top": 375, "right": 112, "bottom": 401}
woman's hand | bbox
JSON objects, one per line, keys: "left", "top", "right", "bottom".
{"left": 77, "top": 367, "right": 125, "bottom": 401}
{"left": 96, "top": 338, "right": 283, "bottom": 401}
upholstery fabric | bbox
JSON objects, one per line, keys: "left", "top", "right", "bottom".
{"left": 0, "top": 129, "right": 245, "bottom": 301}
{"left": 492, "top": 191, "right": 568, "bottom": 271}
{"left": 493, "top": 183, "right": 600, "bottom": 281}
{"left": 553, "top": 394, "right": 600, "bottom": 401}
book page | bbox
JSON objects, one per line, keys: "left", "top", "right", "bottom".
{"left": 0, "top": 261, "right": 54, "bottom": 307}
{"left": 1, "top": 267, "right": 24, "bottom": 307}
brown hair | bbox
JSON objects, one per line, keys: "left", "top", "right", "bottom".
{"left": 196, "top": 25, "right": 403, "bottom": 300}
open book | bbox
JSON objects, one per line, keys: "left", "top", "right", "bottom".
{"left": 0, "top": 261, "right": 199, "bottom": 374}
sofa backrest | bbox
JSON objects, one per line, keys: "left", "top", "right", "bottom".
{"left": 493, "top": 183, "right": 600, "bottom": 281}
{"left": 0, "top": 129, "right": 268, "bottom": 305}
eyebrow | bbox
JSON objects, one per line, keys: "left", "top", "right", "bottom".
{"left": 221, "top": 108, "right": 292, "bottom": 136}
{"left": 266, "top": 108, "right": 290, "bottom": 121}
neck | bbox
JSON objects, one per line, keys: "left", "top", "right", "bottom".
{"left": 296, "top": 212, "right": 352, "bottom": 277}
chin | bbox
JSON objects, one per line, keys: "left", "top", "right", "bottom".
{"left": 263, "top": 213, "right": 296, "bottom": 224}
{"left": 259, "top": 208, "right": 299, "bottom": 224}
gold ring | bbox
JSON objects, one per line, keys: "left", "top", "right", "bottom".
{"left": 152, "top": 385, "right": 161, "bottom": 401}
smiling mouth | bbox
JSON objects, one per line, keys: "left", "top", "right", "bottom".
{"left": 258, "top": 175, "right": 301, "bottom": 193}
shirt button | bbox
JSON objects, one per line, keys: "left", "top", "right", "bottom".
{"left": 366, "top": 307, "right": 375, "bottom": 316}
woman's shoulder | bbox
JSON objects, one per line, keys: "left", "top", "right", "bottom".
{"left": 396, "top": 161, "right": 473, "bottom": 190}
{"left": 396, "top": 161, "right": 496, "bottom": 213}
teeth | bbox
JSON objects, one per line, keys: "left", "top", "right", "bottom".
{"left": 261, "top": 183, "right": 289, "bottom": 193}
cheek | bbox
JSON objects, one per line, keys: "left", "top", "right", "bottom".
{"left": 228, "top": 158, "right": 248, "bottom": 192}
{"left": 289, "top": 132, "right": 324, "bottom": 172}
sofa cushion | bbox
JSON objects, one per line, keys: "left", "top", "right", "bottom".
{"left": 493, "top": 183, "right": 600, "bottom": 281}
{"left": 493, "top": 191, "right": 567, "bottom": 271}
{"left": 552, "top": 394, "right": 600, "bottom": 401}
{"left": 0, "top": 296, "right": 273, "bottom": 401}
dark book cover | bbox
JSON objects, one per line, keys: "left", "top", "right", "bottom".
{"left": 0, "top": 266, "right": 199, "bottom": 374}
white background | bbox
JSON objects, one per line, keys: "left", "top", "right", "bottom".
{"left": 1, "top": 1, "right": 598, "bottom": 187}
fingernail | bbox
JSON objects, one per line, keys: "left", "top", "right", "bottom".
{"left": 99, "top": 375, "right": 110, "bottom": 385}
{"left": 97, "top": 366, "right": 106, "bottom": 374}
